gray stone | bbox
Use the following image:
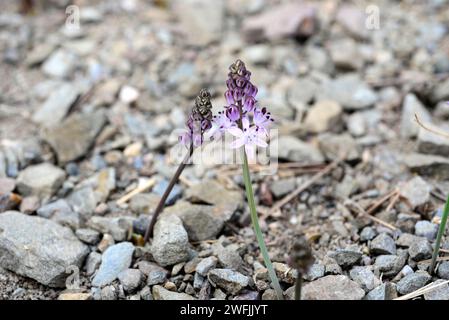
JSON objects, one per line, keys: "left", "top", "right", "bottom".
{"left": 17, "top": 163, "right": 66, "bottom": 201}
{"left": 36, "top": 199, "right": 80, "bottom": 229}
{"left": 92, "top": 242, "right": 135, "bottom": 287}
{"left": 316, "top": 75, "right": 377, "bottom": 110}
{"left": 329, "top": 39, "right": 364, "bottom": 70}
{"left": 400, "top": 94, "right": 431, "bottom": 138}
{"left": 66, "top": 187, "right": 97, "bottom": 219}
{"left": 370, "top": 233, "right": 396, "bottom": 255}
{"left": 153, "top": 179, "right": 182, "bottom": 206}
{"left": 287, "top": 77, "right": 318, "bottom": 105}
{"left": 418, "top": 124, "right": 449, "bottom": 157}
{"left": 318, "top": 133, "right": 361, "bottom": 162}
{"left": 329, "top": 249, "right": 362, "bottom": 268}
{"left": 414, "top": 221, "right": 438, "bottom": 241}
{"left": 0, "top": 211, "right": 89, "bottom": 287}
{"left": 397, "top": 272, "right": 431, "bottom": 295}
{"left": 75, "top": 228, "right": 100, "bottom": 244}
{"left": 129, "top": 193, "right": 160, "bottom": 214}
{"left": 374, "top": 255, "right": 406, "bottom": 277}
{"left": 140, "top": 286, "right": 153, "bottom": 300}
{"left": 100, "top": 285, "right": 117, "bottom": 300}
{"left": 118, "top": 269, "right": 143, "bottom": 293}
{"left": 303, "top": 263, "right": 325, "bottom": 281}
{"left": 347, "top": 112, "right": 367, "bottom": 137}
{"left": 217, "top": 246, "right": 243, "bottom": 270}
{"left": 151, "top": 214, "right": 190, "bottom": 267}
{"left": 336, "top": 5, "right": 369, "bottom": 40}
{"left": 270, "top": 178, "right": 296, "bottom": 198}
{"left": 80, "top": 7, "right": 103, "bottom": 23}
{"left": 164, "top": 201, "right": 225, "bottom": 242}
{"left": 403, "top": 153, "right": 449, "bottom": 180}
{"left": 408, "top": 237, "right": 433, "bottom": 261}
{"left": 364, "top": 283, "right": 397, "bottom": 300}
{"left": 302, "top": 275, "right": 365, "bottom": 300}
{"left": 25, "top": 43, "right": 56, "bottom": 67}
{"left": 84, "top": 251, "right": 102, "bottom": 276}
{"left": 86, "top": 216, "right": 133, "bottom": 242}
{"left": 243, "top": 2, "right": 317, "bottom": 42}
{"left": 424, "top": 279, "right": 449, "bottom": 300}
{"left": 208, "top": 269, "right": 250, "bottom": 295}
{"left": 304, "top": 100, "right": 343, "bottom": 133}
{"left": 242, "top": 44, "right": 271, "bottom": 65}
{"left": 136, "top": 261, "right": 168, "bottom": 286}
{"left": 196, "top": 256, "right": 218, "bottom": 276}
{"left": 349, "top": 266, "right": 381, "bottom": 292}
{"left": 275, "top": 136, "right": 324, "bottom": 163}
{"left": 430, "top": 78, "right": 449, "bottom": 104}
{"left": 437, "top": 261, "right": 449, "bottom": 279}
{"left": 399, "top": 176, "right": 431, "bottom": 209}
{"left": 396, "top": 233, "right": 421, "bottom": 247}
{"left": 152, "top": 285, "right": 195, "bottom": 300}
{"left": 193, "top": 272, "right": 205, "bottom": 289}
{"left": 32, "top": 83, "right": 80, "bottom": 127}
{"left": 42, "top": 110, "right": 106, "bottom": 165}
{"left": 360, "top": 227, "right": 377, "bottom": 242}
{"left": 42, "top": 49, "right": 77, "bottom": 79}
{"left": 185, "top": 180, "right": 242, "bottom": 219}
{"left": 173, "top": 0, "right": 223, "bottom": 46}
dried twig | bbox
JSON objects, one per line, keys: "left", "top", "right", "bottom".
{"left": 394, "top": 280, "right": 449, "bottom": 300}
{"left": 344, "top": 198, "right": 397, "bottom": 231}
{"left": 365, "top": 190, "right": 398, "bottom": 215}
{"left": 116, "top": 178, "right": 156, "bottom": 205}
{"left": 268, "top": 157, "right": 343, "bottom": 216}
{"left": 414, "top": 113, "right": 449, "bottom": 140}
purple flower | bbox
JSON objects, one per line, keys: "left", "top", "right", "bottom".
{"left": 208, "top": 111, "right": 235, "bottom": 140}
{"left": 228, "top": 116, "right": 267, "bottom": 160}
{"left": 226, "top": 104, "right": 240, "bottom": 121}
{"left": 210, "top": 59, "right": 274, "bottom": 160}
{"left": 179, "top": 89, "right": 213, "bottom": 148}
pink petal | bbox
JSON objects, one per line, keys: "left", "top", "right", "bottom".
{"left": 230, "top": 138, "right": 245, "bottom": 149}
{"left": 245, "top": 144, "right": 255, "bottom": 160}
{"left": 227, "top": 127, "right": 243, "bottom": 137}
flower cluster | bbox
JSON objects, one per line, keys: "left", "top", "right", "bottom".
{"left": 179, "top": 89, "right": 213, "bottom": 148}
{"left": 209, "top": 59, "right": 274, "bottom": 159}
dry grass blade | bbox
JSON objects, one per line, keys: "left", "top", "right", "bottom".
{"left": 267, "top": 157, "right": 343, "bottom": 216}
{"left": 365, "top": 190, "right": 398, "bottom": 215}
{"left": 116, "top": 178, "right": 156, "bottom": 205}
{"left": 344, "top": 198, "right": 397, "bottom": 230}
{"left": 394, "top": 280, "right": 449, "bottom": 300}
{"left": 414, "top": 113, "right": 449, "bottom": 140}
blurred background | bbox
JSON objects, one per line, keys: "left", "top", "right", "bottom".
{"left": 1, "top": 0, "right": 449, "bottom": 300}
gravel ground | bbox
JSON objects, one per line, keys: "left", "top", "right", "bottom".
{"left": 1, "top": 0, "right": 449, "bottom": 300}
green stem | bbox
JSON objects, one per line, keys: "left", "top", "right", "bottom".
{"left": 294, "top": 272, "right": 302, "bottom": 300}
{"left": 241, "top": 149, "right": 284, "bottom": 300}
{"left": 430, "top": 195, "right": 449, "bottom": 274}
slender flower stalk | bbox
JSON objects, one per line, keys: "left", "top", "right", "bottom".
{"left": 143, "top": 89, "right": 213, "bottom": 243}
{"left": 430, "top": 195, "right": 449, "bottom": 274}
{"left": 242, "top": 150, "right": 284, "bottom": 299}
{"left": 287, "top": 235, "right": 314, "bottom": 300}
{"left": 213, "top": 59, "right": 282, "bottom": 299}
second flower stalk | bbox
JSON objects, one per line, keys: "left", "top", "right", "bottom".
{"left": 144, "top": 60, "right": 283, "bottom": 300}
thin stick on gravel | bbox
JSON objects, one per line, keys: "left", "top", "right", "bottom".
{"left": 415, "top": 113, "right": 449, "bottom": 140}
{"left": 344, "top": 198, "right": 397, "bottom": 230}
{"left": 365, "top": 190, "right": 398, "bottom": 215}
{"left": 116, "top": 178, "right": 156, "bottom": 205}
{"left": 385, "top": 190, "right": 401, "bottom": 212}
{"left": 394, "top": 280, "right": 449, "bottom": 300}
{"left": 268, "top": 157, "right": 343, "bottom": 216}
